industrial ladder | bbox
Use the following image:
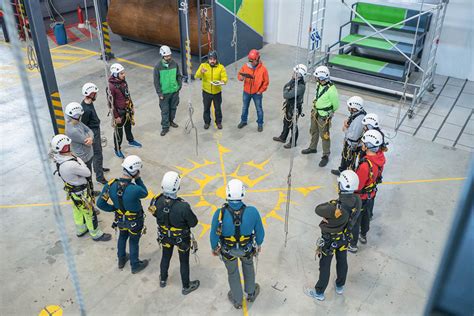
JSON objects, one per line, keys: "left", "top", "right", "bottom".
{"left": 306, "top": 0, "right": 327, "bottom": 73}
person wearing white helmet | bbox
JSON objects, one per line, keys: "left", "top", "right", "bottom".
{"left": 148, "top": 171, "right": 200, "bottom": 295}
{"left": 302, "top": 65, "right": 340, "bottom": 168}
{"left": 80, "top": 82, "right": 110, "bottom": 184}
{"left": 97, "top": 155, "right": 149, "bottom": 274}
{"left": 304, "top": 170, "right": 361, "bottom": 302}
{"left": 195, "top": 50, "right": 228, "bottom": 130}
{"left": 361, "top": 113, "right": 388, "bottom": 154}
{"left": 331, "top": 96, "right": 367, "bottom": 176}
{"left": 108, "top": 63, "right": 142, "bottom": 158}
{"left": 65, "top": 102, "right": 100, "bottom": 195}
{"left": 348, "top": 129, "right": 386, "bottom": 253}
{"left": 210, "top": 179, "right": 265, "bottom": 309}
{"left": 273, "top": 64, "right": 307, "bottom": 149}
{"left": 153, "top": 45, "right": 183, "bottom": 136}
{"left": 50, "top": 134, "right": 111, "bottom": 242}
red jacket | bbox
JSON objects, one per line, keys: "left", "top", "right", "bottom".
{"left": 238, "top": 62, "right": 269, "bottom": 95}
{"left": 356, "top": 151, "right": 386, "bottom": 200}
{"left": 108, "top": 76, "right": 129, "bottom": 118}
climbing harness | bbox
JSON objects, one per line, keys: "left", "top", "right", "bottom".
{"left": 180, "top": 0, "right": 199, "bottom": 156}
{"left": 2, "top": 3, "right": 86, "bottom": 314}
{"left": 284, "top": 0, "right": 306, "bottom": 247}
{"left": 357, "top": 158, "right": 383, "bottom": 195}
{"left": 200, "top": 6, "right": 213, "bottom": 51}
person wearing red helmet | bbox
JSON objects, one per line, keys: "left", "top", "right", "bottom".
{"left": 237, "top": 49, "right": 270, "bottom": 132}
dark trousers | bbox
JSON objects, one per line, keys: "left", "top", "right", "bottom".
{"left": 159, "top": 92, "right": 179, "bottom": 130}
{"left": 315, "top": 250, "right": 348, "bottom": 294}
{"left": 91, "top": 127, "right": 105, "bottom": 181}
{"left": 117, "top": 229, "right": 142, "bottom": 270}
{"left": 338, "top": 142, "right": 358, "bottom": 171}
{"left": 279, "top": 104, "right": 300, "bottom": 144}
{"left": 203, "top": 91, "right": 222, "bottom": 124}
{"left": 114, "top": 116, "right": 134, "bottom": 152}
{"left": 351, "top": 198, "right": 374, "bottom": 246}
{"left": 160, "top": 243, "right": 191, "bottom": 288}
{"left": 84, "top": 158, "right": 95, "bottom": 192}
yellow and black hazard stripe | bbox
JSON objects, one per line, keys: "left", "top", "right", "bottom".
{"left": 51, "top": 92, "right": 65, "bottom": 134}
{"left": 102, "top": 22, "right": 112, "bottom": 55}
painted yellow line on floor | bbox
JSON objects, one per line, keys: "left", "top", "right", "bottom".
{"left": 0, "top": 201, "right": 72, "bottom": 209}
{"left": 115, "top": 57, "right": 154, "bottom": 70}
{"left": 382, "top": 177, "right": 466, "bottom": 185}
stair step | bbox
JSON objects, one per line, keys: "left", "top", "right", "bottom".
{"left": 329, "top": 54, "right": 406, "bottom": 81}
{"left": 341, "top": 34, "right": 415, "bottom": 55}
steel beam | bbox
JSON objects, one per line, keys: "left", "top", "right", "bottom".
{"left": 23, "top": 0, "right": 65, "bottom": 134}
{"left": 178, "top": 0, "right": 189, "bottom": 80}
{"left": 95, "top": 0, "right": 114, "bottom": 60}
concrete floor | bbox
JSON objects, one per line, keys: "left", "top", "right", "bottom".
{"left": 0, "top": 33, "right": 473, "bottom": 316}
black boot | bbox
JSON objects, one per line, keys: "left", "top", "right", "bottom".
{"left": 118, "top": 253, "right": 129, "bottom": 269}
{"left": 131, "top": 259, "right": 149, "bottom": 274}
{"left": 319, "top": 155, "right": 329, "bottom": 167}
{"left": 247, "top": 283, "right": 261, "bottom": 302}
{"left": 331, "top": 169, "right": 341, "bottom": 176}
{"left": 228, "top": 291, "right": 243, "bottom": 309}
{"left": 273, "top": 136, "right": 285, "bottom": 143}
{"left": 182, "top": 280, "right": 200, "bottom": 295}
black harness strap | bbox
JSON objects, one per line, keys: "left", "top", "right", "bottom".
{"left": 315, "top": 81, "right": 334, "bottom": 113}
{"left": 347, "top": 109, "right": 367, "bottom": 126}
{"left": 116, "top": 180, "right": 129, "bottom": 212}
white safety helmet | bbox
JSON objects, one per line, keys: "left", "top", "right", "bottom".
{"left": 362, "top": 129, "right": 383, "bottom": 149}
{"left": 159, "top": 45, "right": 172, "bottom": 57}
{"left": 226, "top": 179, "right": 246, "bottom": 201}
{"left": 338, "top": 170, "right": 359, "bottom": 192}
{"left": 122, "top": 155, "right": 143, "bottom": 176}
{"left": 161, "top": 171, "right": 181, "bottom": 194}
{"left": 293, "top": 64, "right": 308, "bottom": 77}
{"left": 65, "top": 102, "right": 84, "bottom": 119}
{"left": 110, "top": 63, "right": 125, "bottom": 75}
{"left": 50, "top": 134, "right": 71, "bottom": 153}
{"left": 313, "top": 65, "right": 330, "bottom": 80}
{"left": 347, "top": 96, "right": 364, "bottom": 111}
{"left": 82, "top": 82, "right": 99, "bottom": 97}
{"left": 362, "top": 113, "right": 380, "bottom": 129}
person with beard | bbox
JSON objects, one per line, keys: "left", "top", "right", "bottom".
{"left": 109, "top": 63, "right": 142, "bottom": 159}
{"left": 273, "top": 64, "right": 307, "bottom": 148}
{"left": 81, "top": 82, "right": 110, "bottom": 184}
{"left": 194, "top": 51, "right": 228, "bottom": 129}
{"left": 153, "top": 45, "right": 183, "bottom": 136}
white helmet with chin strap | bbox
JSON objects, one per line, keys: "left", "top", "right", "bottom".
{"left": 362, "top": 113, "right": 380, "bottom": 129}
{"left": 159, "top": 45, "right": 172, "bottom": 57}
{"left": 122, "top": 155, "right": 143, "bottom": 176}
{"left": 226, "top": 179, "right": 246, "bottom": 200}
{"left": 161, "top": 171, "right": 181, "bottom": 194}
{"left": 65, "top": 102, "right": 84, "bottom": 119}
{"left": 347, "top": 96, "right": 364, "bottom": 111}
{"left": 110, "top": 63, "right": 125, "bottom": 75}
{"left": 313, "top": 65, "right": 330, "bottom": 80}
{"left": 293, "top": 64, "right": 308, "bottom": 77}
{"left": 82, "top": 82, "right": 99, "bottom": 96}
{"left": 362, "top": 129, "right": 383, "bottom": 150}
{"left": 338, "top": 170, "right": 359, "bottom": 192}
{"left": 51, "top": 134, "right": 72, "bottom": 153}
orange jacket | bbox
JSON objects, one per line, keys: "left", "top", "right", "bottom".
{"left": 238, "top": 62, "right": 269, "bottom": 94}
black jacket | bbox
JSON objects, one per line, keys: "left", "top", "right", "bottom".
{"left": 315, "top": 193, "right": 361, "bottom": 234}
{"left": 152, "top": 195, "right": 198, "bottom": 229}
{"left": 80, "top": 100, "right": 100, "bottom": 129}
{"left": 283, "top": 77, "right": 306, "bottom": 106}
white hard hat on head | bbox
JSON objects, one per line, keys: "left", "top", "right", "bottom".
{"left": 65, "top": 102, "right": 84, "bottom": 119}
{"left": 314, "top": 65, "right": 330, "bottom": 80}
{"left": 51, "top": 134, "right": 71, "bottom": 153}
{"left": 362, "top": 129, "right": 383, "bottom": 149}
{"left": 362, "top": 113, "right": 380, "bottom": 129}
{"left": 347, "top": 96, "right": 364, "bottom": 111}
{"left": 110, "top": 63, "right": 125, "bottom": 75}
{"left": 161, "top": 171, "right": 181, "bottom": 194}
{"left": 82, "top": 82, "right": 98, "bottom": 96}
{"left": 338, "top": 170, "right": 359, "bottom": 192}
{"left": 226, "top": 179, "right": 246, "bottom": 201}
{"left": 122, "top": 155, "right": 143, "bottom": 176}
{"left": 293, "top": 64, "right": 307, "bottom": 77}
{"left": 160, "top": 45, "right": 172, "bottom": 57}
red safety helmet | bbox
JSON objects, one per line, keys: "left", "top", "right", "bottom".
{"left": 248, "top": 49, "right": 260, "bottom": 61}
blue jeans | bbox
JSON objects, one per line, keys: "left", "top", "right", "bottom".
{"left": 241, "top": 92, "right": 264, "bottom": 126}
{"left": 117, "top": 229, "right": 142, "bottom": 270}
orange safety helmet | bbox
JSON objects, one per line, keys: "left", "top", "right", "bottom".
{"left": 248, "top": 49, "right": 260, "bottom": 61}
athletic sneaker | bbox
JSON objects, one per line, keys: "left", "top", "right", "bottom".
{"left": 348, "top": 245, "right": 358, "bottom": 253}
{"left": 128, "top": 140, "right": 142, "bottom": 148}
{"left": 360, "top": 235, "right": 367, "bottom": 244}
{"left": 115, "top": 150, "right": 125, "bottom": 159}
{"left": 304, "top": 287, "right": 325, "bottom": 301}
{"left": 335, "top": 282, "right": 344, "bottom": 295}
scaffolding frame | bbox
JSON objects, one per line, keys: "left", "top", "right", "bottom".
{"left": 314, "top": 0, "right": 448, "bottom": 118}
{"left": 306, "top": 0, "right": 327, "bottom": 74}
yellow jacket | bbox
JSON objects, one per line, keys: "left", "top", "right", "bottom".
{"left": 195, "top": 62, "right": 228, "bottom": 94}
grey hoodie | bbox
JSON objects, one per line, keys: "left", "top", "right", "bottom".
{"left": 66, "top": 120, "right": 94, "bottom": 162}
{"left": 53, "top": 154, "right": 90, "bottom": 186}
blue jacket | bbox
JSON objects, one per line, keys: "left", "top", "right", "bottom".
{"left": 210, "top": 201, "right": 265, "bottom": 250}
{"left": 97, "top": 178, "right": 148, "bottom": 213}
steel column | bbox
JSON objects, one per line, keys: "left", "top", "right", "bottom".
{"left": 96, "top": 0, "right": 114, "bottom": 60}
{"left": 23, "top": 0, "right": 64, "bottom": 134}
{"left": 178, "top": 0, "right": 190, "bottom": 80}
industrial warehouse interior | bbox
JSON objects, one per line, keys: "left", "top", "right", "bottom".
{"left": 0, "top": 0, "right": 473, "bottom": 315}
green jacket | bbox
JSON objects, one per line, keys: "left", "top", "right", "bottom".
{"left": 313, "top": 82, "right": 339, "bottom": 116}
{"left": 153, "top": 59, "right": 182, "bottom": 96}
